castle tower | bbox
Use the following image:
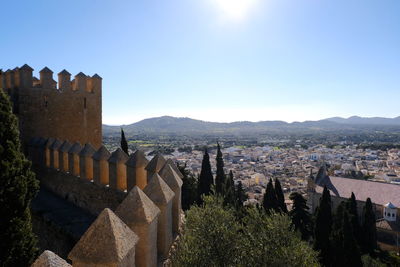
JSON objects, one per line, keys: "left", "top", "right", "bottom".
{"left": 59, "top": 141, "right": 72, "bottom": 172}
{"left": 116, "top": 186, "right": 160, "bottom": 267}
{"left": 93, "top": 145, "right": 111, "bottom": 186}
{"left": 19, "top": 64, "right": 33, "bottom": 89}
{"left": 145, "top": 153, "right": 166, "bottom": 182}
{"left": 144, "top": 173, "right": 174, "bottom": 259}
{"left": 108, "top": 148, "right": 129, "bottom": 191}
{"left": 384, "top": 202, "right": 397, "bottom": 222}
{"left": 73, "top": 72, "right": 87, "bottom": 91}
{"left": 31, "top": 250, "right": 71, "bottom": 267}
{"left": 159, "top": 164, "right": 183, "bottom": 234}
{"left": 58, "top": 69, "right": 71, "bottom": 90}
{"left": 126, "top": 150, "right": 149, "bottom": 191}
{"left": 39, "top": 67, "right": 56, "bottom": 89}
{"left": 68, "top": 208, "right": 139, "bottom": 267}
{"left": 79, "top": 143, "right": 96, "bottom": 180}
{"left": 68, "top": 142, "right": 82, "bottom": 176}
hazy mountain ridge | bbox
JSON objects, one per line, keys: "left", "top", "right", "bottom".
{"left": 103, "top": 115, "right": 400, "bottom": 136}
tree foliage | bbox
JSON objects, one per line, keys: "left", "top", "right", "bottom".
{"left": 215, "top": 142, "right": 225, "bottom": 195}
{"left": 263, "top": 178, "right": 279, "bottom": 213}
{"left": 362, "top": 197, "right": 377, "bottom": 255}
{"left": 289, "top": 192, "right": 312, "bottom": 240}
{"left": 275, "top": 178, "right": 287, "bottom": 213}
{"left": 178, "top": 163, "right": 198, "bottom": 211}
{"left": 314, "top": 186, "right": 332, "bottom": 266}
{"left": 197, "top": 148, "right": 213, "bottom": 205}
{"left": 0, "top": 89, "right": 39, "bottom": 266}
{"left": 120, "top": 128, "right": 129, "bottom": 155}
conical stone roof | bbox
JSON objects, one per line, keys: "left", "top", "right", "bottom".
{"left": 20, "top": 64, "right": 33, "bottom": 71}
{"left": 58, "top": 69, "right": 71, "bottom": 76}
{"left": 126, "top": 150, "right": 148, "bottom": 168}
{"left": 108, "top": 148, "right": 128, "bottom": 163}
{"left": 116, "top": 186, "right": 160, "bottom": 226}
{"left": 44, "top": 138, "right": 55, "bottom": 148}
{"left": 143, "top": 173, "right": 174, "bottom": 206}
{"left": 59, "top": 141, "right": 72, "bottom": 153}
{"left": 68, "top": 142, "right": 82, "bottom": 154}
{"left": 164, "top": 158, "right": 184, "bottom": 179}
{"left": 159, "top": 164, "right": 183, "bottom": 191}
{"left": 40, "top": 67, "right": 53, "bottom": 73}
{"left": 93, "top": 145, "right": 111, "bottom": 161}
{"left": 68, "top": 208, "right": 138, "bottom": 265}
{"left": 79, "top": 143, "right": 96, "bottom": 157}
{"left": 32, "top": 250, "right": 71, "bottom": 267}
{"left": 145, "top": 153, "right": 166, "bottom": 173}
{"left": 50, "top": 139, "right": 62, "bottom": 150}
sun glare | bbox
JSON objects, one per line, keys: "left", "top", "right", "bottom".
{"left": 212, "top": 0, "right": 259, "bottom": 21}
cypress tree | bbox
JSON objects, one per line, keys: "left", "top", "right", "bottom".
{"left": 330, "top": 202, "right": 346, "bottom": 266}
{"left": 0, "top": 89, "right": 39, "bottom": 266}
{"left": 342, "top": 211, "right": 362, "bottom": 267}
{"left": 223, "top": 170, "right": 236, "bottom": 206}
{"left": 197, "top": 148, "right": 214, "bottom": 205}
{"left": 263, "top": 179, "right": 279, "bottom": 214}
{"left": 362, "top": 198, "right": 377, "bottom": 254}
{"left": 120, "top": 128, "right": 129, "bottom": 155}
{"left": 178, "top": 163, "right": 198, "bottom": 211}
{"left": 289, "top": 192, "right": 312, "bottom": 240}
{"left": 346, "top": 192, "right": 362, "bottom": 247}
{"left": 215, "top": 142, "right": 225, "bottom": 195}
{"left": 236, "top": 181, "right": 247, "bottom": 207}
{"left": 314, "top": 186, "right": 332, "bottom": 266}
{"left": 274, "top": 178, "right": 287, "bottom": 213}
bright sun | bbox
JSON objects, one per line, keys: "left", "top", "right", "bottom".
{"left": 212, "top": 0, "right": 259, "bottom": 21}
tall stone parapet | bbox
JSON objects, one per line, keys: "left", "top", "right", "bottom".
{"left": 57, "top": 69, "right": 71, "bottom": 90}
{"left": 44, "top": 138, "right": 55, "bottom": 167}
{"left": 87, "top": 74, "right": 102, "bottom": 93}
{"left": 49, "top": 139, "right": 62, "bottom": 170}
{"left": 144, "top": 173, "right": 175, "bottom": 259}
{"left": 108, "top": 148, "right": 129, "bottom": 191}
{"left": 116, "top": 186, "right": 160, "bottom": 267}
{"left": 31, "top": 250, "right": 71, "bottom": 267}
{"left": 164, "top": 158, "right": 184, "bottom": 179}
{"left": 19, "top": 64, "right": 33, "bottom": 89}
{"left": 79, "top": 143, "right": 96, "bottom": 180}
{"left": 39, "top": 67, "right": 56, "bottom": 89}
{"left": 68, "top": 208, "right": 139, "bottom": 267}
{"left": 159, "top": 164, "right": 183, "bottom": 235}
{"left": 0, "top": 69, "right": 4, "bottom": 89}
{"left": 145, "top": 153, "right": 166, "bottom": 182}
{"left": 126, "top": 150, "right": 149, "bottom": 191}
{"left": 68, "top": 142, "right": 82, "bottom": 176}
{"left": 59, "top": 140, "right": 72, "bottom": 172}
{"left": 73, "top": 72, "right": 87, "bottom": 91}
{"left": 93, "top": 145, "right": 111, "bottom": 186}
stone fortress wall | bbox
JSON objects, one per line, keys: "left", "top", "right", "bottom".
{"left": 0, "top": 65, "right": 102, "bottom": 148}
{"left": 29, "top": 138, "right": 183, "bottom": 267}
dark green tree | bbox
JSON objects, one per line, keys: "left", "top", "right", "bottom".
{"left": 330, "top": 201, "right": 346, "bottom": 266}
{"left": 223, "top": 170, "right": 236, "bottom": 207}
{"left": 263, "top": 179, "right": 279, "bottom": 213}
{"left": 215, "top": 142, "right": 226, "bottom": 195}
{"left": 314, "top": 186, "right": 332, "bottom": 266}
{"left": 342, "top": 211, "right": 362, "bottom": 267}
{"left": 362, "top": 197, "right": 377, "bottom": 254}
{"left": 120, "top": 128, "right": 129, "bottom": 155}
{"left": 275, "top": 178, "right": 287, "bottom": 213}
{"left": 289, "top": 192, "right": 312, "bottom": 240}
{"left": 346, "top": 192, "right": 362, "bottom": 246}
{"left": 235, "top": 181, "right": 247, "bottom": 208}
{"left": 178, "top": 163, "right": 198, "bottom": 211}
{"left": 0, "top": 89, "right": 39, "bottom": 266}
{"left": 197, "top": 148, "right": 214, "bottom": 205}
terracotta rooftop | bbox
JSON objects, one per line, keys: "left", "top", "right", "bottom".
{"left": 315, "top": 176, "right": 400, "bottom": 207}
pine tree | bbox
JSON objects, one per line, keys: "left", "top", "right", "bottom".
{"left": 263, "top": 179, "right": 279, "bottom": 214}
{"left": 120, "top": 128, "right": 129, "bottom": 155}
{"left": 223, "top": 170, "right": 236, "bottom": 207}
{"left": 362, "top": 198, "right": 377, "bottom": 254}
{"left": 0, "top": 89, "right": 39, "bottom": 266}
{"left": 289, "top": 192, "right": 312, "bottom": 240}
{"left": 197, "top": 148, "right": 214, "bottom": 205}
{"left": 236, "top": 181, "right": 247, "bottom": 207}
{"left": 178, "top": 163, "right": 198, "bottom": 211}
{"left": 346, "top": 192, "right": 362, "bottom": 247}
{"left": 215, "top": 142, "right": 225, "bottom": 195}
{"left": 342, "top": 211, "right": 362, "bottom": 267}
{"left": 314, "top": 186, "right": 332, "bottom": 266}
{"left": 274, "top": 178, "right": 287, "bottom": 213}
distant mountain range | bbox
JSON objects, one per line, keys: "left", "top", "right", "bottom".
{"left": 103, "top": 116, "right": 400, "bottom": 136}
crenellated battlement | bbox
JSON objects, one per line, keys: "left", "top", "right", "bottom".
{"left": 29, "top": 137, "right": 183, "bottom": 266}
{"left": 0, "top": 64, "right": 102, "bottom": 93}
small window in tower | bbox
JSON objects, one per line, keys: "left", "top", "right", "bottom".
{"left": 84, "top": 97, "right": 87, "bottom": 109}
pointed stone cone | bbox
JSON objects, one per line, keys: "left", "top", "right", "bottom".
{"left": 31, "top": 250, "right": 71, "bottom": 267}
{"left": 68, "top": 142, "right": 82, "bottom": 176}
{"left": 79, "top": 143, "right": 96, "bottom": 180}
{"left": 44, "top": 138, "right": 55, "bottom": 167}
{"left": 59, "top": 141, "right": 72, "bottom": 172}
{"left": 116, "top": 186, "right": 160, "bottom": 267}
{"left": 143, "top": 173, "right": 174, "bottom": 259}
{"left": 93, "top": 145, "right": 111, "bottom": 186}
{"left": 164, "top": 158, "right": 184, "bottom": 179}
{"left": 145, "top": 153, "right": 166, "bottom": 182}
{"left": 108, "top": 148, "right": 129, "bottom": 191}
{"left": 68, "top": 208, "right": 139, "bottom": 267}
{"left": 159, "top": 164, "right": 183, "bottom": 234}
{"left": 50, "top": 139, "right": 62, "bottom": 169}
{"left": 126, "top": 150, "right": 149, "bottom": 191}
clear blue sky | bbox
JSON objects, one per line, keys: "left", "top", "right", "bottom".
{"left": 2, "top": 0, "right": 400, "bottom": 125}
